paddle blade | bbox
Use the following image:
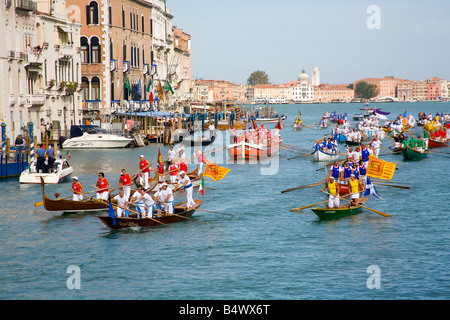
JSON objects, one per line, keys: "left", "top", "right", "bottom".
{"left": 34, "top": 202, "right": 44, "bottom": 207}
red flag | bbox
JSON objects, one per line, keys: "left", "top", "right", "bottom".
{"left": 149, "top": 91, "right": 154, "bottom": 103}
{"left": 158, "top": 148, "right": 164, "bottom": 174}
{"left": 275, "top": 118, "right": 282, "bottom": 130}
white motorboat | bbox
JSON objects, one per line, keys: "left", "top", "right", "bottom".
{"left": 19, "top": 158, "right": 73, "bottom": 184}
{"left": 62, "top": 125, "right": 133, "bottom": 149}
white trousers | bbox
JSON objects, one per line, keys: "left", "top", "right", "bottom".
{"left": 185, "top": 186, "right": 195, "bottom": 207}
{"left": 73, "top": 194, "right": 83, "bottom": 201}
{"left": 97, "top": 191, "right": 108, "bottom": 201}
{"left": 142, "top": 171, "right": 150, "bottom": 189}
{"left": 328, "top": 194, "right": 340, "bottom": 208}
{"left": 136, "top": 203, "right": 154, "bottom": 218}
{"left": 170, "top": 175, "right": 178, "bottom": 184}
{"left": 122, "top": 185, "right": 131, "bottom": 200}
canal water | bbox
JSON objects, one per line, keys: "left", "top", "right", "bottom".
{"left": 0, "top": 102, "right": 449, "bottom": 300}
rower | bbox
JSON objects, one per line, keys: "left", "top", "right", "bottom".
{"left": 349, "top": 174, "right": 362, "bottom": 207}
{"left": 358, "top": 160, "right": 367, "bottom": 184}
{"left": 138, "top": 155, "right": 151, "bottom": 190}
{"left": 93, "top": 172, "right": 110, "bottom": 201}
{"left": 168, "top": 160, "right": 179, "bottom": 184}
{"left": 320, "top": 176, "right": 340, "bottom": 209}
{"left": 118, "top": 169, "right": 132, "bottom": 200}
{"left": 159, "top": 183, "right": 174, "bottom": 214}
{"left": 113, "top": 189, "right": 129, "bottom": 218}
{"left": 361, "top": 145, "right": 371, "bottom": 166}
{"left": 191, "top": 148, "right": 206, "bottom": 177}
{"left": 166, "top": 146, "right": 176, "bottom": 163}
{"left": 329, "top": 161, "right": 342, "bottom": 181}
{"left": 371, "top": 136, "right": 382, "bottom": 157}
{"left": 71, "top": 176, "right": 84, "bottom": 201}
{"left": 175, "top": 170, "right": 195, "bottom": 208}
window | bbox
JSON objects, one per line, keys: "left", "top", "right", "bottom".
{"left": 81, "top": 77, "right": 90, "bottom": 100}
{"left": 86, "top": 1, "right": 99, "bottom": 25}
{"left": 91, "top": 76, "right": 100, "bottom": 100}
{"left": 80, "top": 36, "right": 89, "bottom": 63}
{"left": 90, "top": 37, "right": 100, "bottom": 63}
{"left": 122, "top": 5, "right": 125, "bottom": 28}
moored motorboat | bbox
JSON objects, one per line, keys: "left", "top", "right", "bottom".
{"left": 61, "top": 125, "right": 133, "bottom": 149}
{"left": 98, "top": 199, "right": 203, "bottom": 230}
{"left": 20, "top": 158, "right": 73, "bottom": 184}
{"left": 311, "top": 198, "right": 368, "bottom": 220}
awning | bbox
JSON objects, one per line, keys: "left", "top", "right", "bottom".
{"left": 57, "top": 25, "right": 71, "bottom": 33}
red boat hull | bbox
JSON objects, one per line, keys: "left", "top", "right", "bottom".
{"left": 428, "top": 139, "right": 448, "bottom": 148}
{"left": 227, "top": 142, "right": 279, "bottom": 160}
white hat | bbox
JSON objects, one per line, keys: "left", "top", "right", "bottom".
{"left": 179, "top": 170, "right": 186, "bottom": 175}
{"left": 139, "top": 155, "right": 144, "bottom": 158}
{"left": 73, "top": 176, "right": 78, "bottom": 180}
{"left": 161, "top": 183, "right": 168, "bottom": 187}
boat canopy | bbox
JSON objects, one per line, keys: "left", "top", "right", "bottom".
{"left": 69, "top": 125, "right": 109, "bottom": 138}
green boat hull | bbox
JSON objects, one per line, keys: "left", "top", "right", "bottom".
{"left": 311, "top": 205, "right": 364, "bottom": 220}
{"left": 401, "top": 146, "right": 428, "bottom": 161}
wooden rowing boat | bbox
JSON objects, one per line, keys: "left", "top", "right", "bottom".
{"left": 428, "top": 138, "right": 448, "bottom": 148}
{"left": 402, "top": 145, "right": 428, "bottom": 161}
{"left": 98, "top": 199, "right": 203, "bottom": 230}
{"left": 227, "top": 141, "right": 280, "bottom": 160}
{"left": 311, "top": 147, "right": 339, "bottom": 162}
{"left": 311, "top": 198, "right": 368, "bottom": 220}
{"left": 40, "top": 177, "right": 108, "bottom": 212}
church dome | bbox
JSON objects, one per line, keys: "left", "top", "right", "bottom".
{"left": 298, "top": 69, "right": 309, "bottom": 82}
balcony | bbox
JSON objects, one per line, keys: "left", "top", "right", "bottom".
{"left": 27, "top": 94, "right": 46, "bottom": 106}
{"left": 15, "top": 0, "right": 36, "bottom": 12}
{"left": 59, "top": 45, "right": 74, "bottom": 60}
{"left": 84, "top": 100, "right": 102, "bottom": 110}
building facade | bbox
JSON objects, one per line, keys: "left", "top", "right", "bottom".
{"left": 1, "top": 0, "right": 82, "bottom": 142}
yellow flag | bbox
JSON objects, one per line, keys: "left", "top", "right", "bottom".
{"left": 366, "top": 155, "right": 396, "bottom": 180}
{"left": 203, "top": 162, "right": 230, "bottom": 181}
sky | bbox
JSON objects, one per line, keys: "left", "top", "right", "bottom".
{"left": 168, "top": 0, "right": 450, "bottom": 85}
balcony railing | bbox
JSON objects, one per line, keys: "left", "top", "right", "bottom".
{"left": 15, "top": 0, "right": 36, "bottom": 12}
{"left": 27, "top": 94, "right": 46, "bottom": 106}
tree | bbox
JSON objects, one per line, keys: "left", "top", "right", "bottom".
{"left": 247, "top": 70, "right": 270, "bottom": 86}
{"left": 354, "top": 81, "right": 379, "bottom": 99}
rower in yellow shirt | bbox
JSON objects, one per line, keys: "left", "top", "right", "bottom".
{"left": 320, "top": 176, "right": 340, "bottom": 209}
{"left": 348, "top": 174, "right": 362, "bottom": 207}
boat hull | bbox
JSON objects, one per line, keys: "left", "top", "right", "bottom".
{"left": 227, "top": 142, "right": 279, "bottom": 160}
{"left": 62, "top": 133, "right": 133, "bottom": 149}
{"left": 311, "top": 148, "right": 339, "bottom": 162}
{"left": 402, "top": 146, "right": 428, "bottom": 161}
{"left": 98, "top": 199, "right": 203, "bottom": 230}
{"left": 311, "top": 198, "right": 368, "bottom": 220}
{"left": 428, "top": 139, "right": 448, "bottom": 148}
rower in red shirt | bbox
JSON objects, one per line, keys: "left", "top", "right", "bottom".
{"left": 71, "top": 176, "right": 84, "bottom": 201}
{"left": 168, "top": 160, "right": 179, "bottom": 184}
{"left": 119, "top": 169, "right": 132, "bottom": 200}
{"left": 93, "top": 172, "right": 110, "bottom": 201}
{"left": 139, "top": 155, "right": 151, "bottom": 190}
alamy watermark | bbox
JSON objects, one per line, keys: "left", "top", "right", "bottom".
{"left": 366, "top": 5, "right": 381, "bottom": 30}
{"left": 366, "top": 265, "right": 381, "bottom": 289}
{"left": 66, "top": 265, "right": 81, "bottom": 290}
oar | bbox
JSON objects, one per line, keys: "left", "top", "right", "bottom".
{"left": 322, "top": 191, "right": 392, "bottom": 217}
{"left": 428, "top": 149, "right": 450, "bottom": 155}
{"left": 192, "top": 208, "right": 235, "bottom": 217}
{"left": 156, "top": 208, "right": 209, "bottom": 225}
{"left": 372, "top": 182, "right": 410, "bottom": 189}
{"left": 290, "top": 200, "right": 329, "bottom": 212}
{"left": 287, "top": 152, "right": 311, "bottom": 160}
{"left": 281, "top": 179, "right": 326, "bottom": 194}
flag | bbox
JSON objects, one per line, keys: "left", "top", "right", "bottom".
{"left": 364, "top": 177, "right": 383, "bottom": 200}
{"left": 146, "top": 79, "right": 152, "bottom": 92}
{"left": 199, "top": 178, "right": 204, "bottom": 196}
{"left": 275, "top": 117, "right": 283, "bottom": 130}
{"left": 164, "top": 81, "right": 174, "bottom": 94}
{"left": 157, "top": 81, "right": 164, "bottom": 101}
{"left": 366, "top": 155, "right": 396, "bottom": 180}
{"left": 124, "top": 77, "right": 131, "bottom": 93}
{"left": 203, "top": 161, "right": 230, "bottom": 181}
{"left": 66, "top": 150, "right": 71, "bottom": 160}
{"left": 108, "top": 198, "right": 116, "bottom": 226}
{"left": 158, "top": 148, "right": 164, "bottom": 174}
{"left": 136, "top": 78, "right": 142, "bottom": 100}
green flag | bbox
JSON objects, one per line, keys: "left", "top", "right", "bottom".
{"left": 146, "top": 79, "right": 152, "bottom": 93}
{"left": 124, "top": 77, "right": 131, "bottom": 92}
{"left": 164, "top": 81, "right": 174, "bottom": 94}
